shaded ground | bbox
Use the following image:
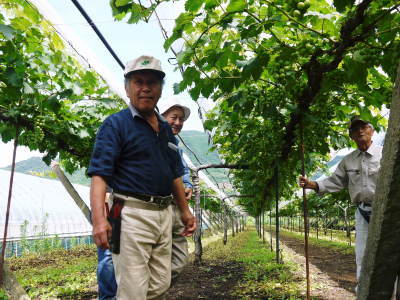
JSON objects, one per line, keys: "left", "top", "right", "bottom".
{"left": 277, "top": 232, "right": 357, "bottom": 294}
{"left": 168, "top": 231, "right": 356, "bottom": 300}
{"left": 166, "top": 259, "right": 245, "bottom": 300}
{"left": 8, "top": 230, "right": 357, "bottom": 299}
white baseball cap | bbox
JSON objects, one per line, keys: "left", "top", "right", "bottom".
{"left": 159, "top": 99, "right": 191, "bottom": 121}
{"left": 124, "top": 55, "right": 165, "bottom": 79}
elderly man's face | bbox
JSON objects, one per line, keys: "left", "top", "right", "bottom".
{"left": 350, "top": 123, "right": 374, "bottom": 146}
{"left": 163, "top": 107, "right": 185, "bottom": 135}
{"left": 125, "top": 70, "right": 162, "bottom": 115}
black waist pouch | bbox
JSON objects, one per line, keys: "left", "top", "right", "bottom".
{"left": 358, "top": 206, "right": 371, "bottom": 223}
{"left": 107, "top": 198, "right": 124, "bottom": 254}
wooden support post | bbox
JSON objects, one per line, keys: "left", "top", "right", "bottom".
{"left": 1, "top": 131, "right": 18, "bottom": 286}
{"left": 51, "top": 162, "right": 91, "bottom": 223}
{"left": 192, "top": 170, "right": 203, "bottom": 264}
{"left": 262, "top": 209, "right": 265, "bottom": 244}
{"left": 223, "top": 203, "right": 228, "bottom": 245}
{"left": 300, "top": 118, "right": 311, "bottom": 300}
{"left": 275, "top": 166, "right": 280, "bottom": 264}
{"left": 231, "top": 213, "right": 235, "bottom": 237}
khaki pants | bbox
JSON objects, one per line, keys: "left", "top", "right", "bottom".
{"left": 171, "top": 203, "right": 189, "bottom": 281}
{"left": 112, "top": 199, "right": 172, "bottom": 300}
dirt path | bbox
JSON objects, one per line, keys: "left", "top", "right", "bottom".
{"left": 168, "top": 230, "right": 356, "bottom": 300}
{"left": 166, "top": 259, "right": 245, "bottom": 300}
{"left": 270, "top": 231, "right": 356, "bottom": 300}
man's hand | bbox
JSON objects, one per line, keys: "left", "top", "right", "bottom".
{"left": 92, "top": 217, "right": 112, "bottom": 249}
{"left": 184, "top": 187, "right": 193, "bottom": 201}
{"left": 299, "top": 176, "right": 319, "bottom": 191}
{"left": 180, "top": 210, "right": 196, "bottom": 237}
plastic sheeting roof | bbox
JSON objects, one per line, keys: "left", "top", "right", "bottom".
{"left": 0, "top": 170, "right": 91, "bottom": 240}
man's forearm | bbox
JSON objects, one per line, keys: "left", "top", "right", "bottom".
{"left": 90, "top": 175, "right": 107, "bottom": 224}
{"left": 172, "top": 177, "right": 191, "bottom": 213}
{"left": 310, "top": 181, "right": 319, "bottom": 191}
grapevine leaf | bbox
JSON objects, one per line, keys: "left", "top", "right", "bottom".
{"left": 115, "top": 0, "right": 131, "bottom": 6}
{"left": 226, "top": 0, "right": 246, "bottom": 12}
{"left": 185, "top": 0, "right": 203, "bottom": 12}
{"left": 0, "top": 24, "right": 15, "bottom": 40}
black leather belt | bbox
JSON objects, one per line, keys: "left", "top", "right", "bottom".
{"left": 114, "top": 191, "right": 173, "bottom": 207}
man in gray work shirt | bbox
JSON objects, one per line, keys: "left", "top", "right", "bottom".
{"left": 299, "top": 116, "right": 382, "bottom": 286}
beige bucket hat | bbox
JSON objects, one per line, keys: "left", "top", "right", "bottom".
{"left": 159, "top": 99, "right": 191, "bottom": 121}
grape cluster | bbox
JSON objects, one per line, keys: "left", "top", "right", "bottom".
{"left": 286, "top": 0, "right": 311, "bottom": 18}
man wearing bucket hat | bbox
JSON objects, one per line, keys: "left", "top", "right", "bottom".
{"left": 88, "top": 55, "right": 196, "bottom": 300}
{"left": 159, "top": 99, "right": 193, "bottom": 282}
{"left": 299, "top": 116, "right": 383, "bottom": 292}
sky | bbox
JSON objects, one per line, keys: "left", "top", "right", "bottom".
{"left": 1, "top": 0, "right": 206, "bottom": 168}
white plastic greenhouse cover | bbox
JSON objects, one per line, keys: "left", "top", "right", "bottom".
{"left": 0, "top": 170, "right": 91, "bottom": 240}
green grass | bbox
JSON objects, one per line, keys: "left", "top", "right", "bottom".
{"left": 203, "top": 230, "right": 304, "bottom": 299}
{"left": 0, "top": 288, "right": 8, "bottom": 300}
{"left": 280, "top": 228, "right": 354, "bottom": 255}
{"left": 7, "top": 245, "right": 97, "bottom": 299}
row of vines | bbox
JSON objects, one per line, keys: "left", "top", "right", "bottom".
{"left": 110, "top": 0, "right": 399, "bottom": 215}
{"left": 0, "top": 0, "right": 399, "bottom": 296}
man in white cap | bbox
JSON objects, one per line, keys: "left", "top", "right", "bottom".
{"left": 299, "top": 116, "right": 382, "bottom": 292}
{"left": 159, "top": 99, "right": 193, "bottom": 282}
{"left": 88, "top": 55, "right": 196, "bottom": 300}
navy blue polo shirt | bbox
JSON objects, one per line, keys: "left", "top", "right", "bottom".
{"left": 87, "top": 105, "right": 184, "bottom": 197}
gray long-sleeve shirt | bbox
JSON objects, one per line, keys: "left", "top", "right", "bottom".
{"left": 317, "top": 143, "right": 383, "bottom": 205}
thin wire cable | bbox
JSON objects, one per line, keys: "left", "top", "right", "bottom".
{"left": 177, "top": 134, "right": 221, "bottom": 187}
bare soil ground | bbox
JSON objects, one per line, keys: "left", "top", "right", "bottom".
{"left": 270, "top": 231, "right": 357, "bottom": 300}
{"left": 166, "top": 259, "right": 245, "bottom": 300}
{"left": 280, "top": 233, "right": 356, "bottom": 291}
{"left": 168, "top": 231, "right": 357, "bottom": 300}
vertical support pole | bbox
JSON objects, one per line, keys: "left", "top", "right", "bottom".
{"left": 192, "top": 170, "right": 203, "bottom": 264}
{"left": 300, "top": 119, "right": 311, "bottom": 300}
{"left": 269, "top": 209, "right": 273, "bottom": 251}
{"left": 231, "top": 212, "right": 235, "bottom": 237}
{"left": 275, "top": 165, "right": 280, "bottom": 264}
{"left": 223, "top": 202, "right": 228, "bottom": 245}
{"left": 262, "top": 208, "right": 265, "bottom": 244}
{"left": 1, "top": 131, "right": 18, "bottom": 284}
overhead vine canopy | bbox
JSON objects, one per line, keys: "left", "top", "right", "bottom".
{"left": 0, "top": 0, "right": 125, "bottom": 172}
{"left": 110, "top": 0, "right": 399, "bottom": 215}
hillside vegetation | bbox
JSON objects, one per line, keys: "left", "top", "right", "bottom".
{"left": 2, "top": 130, "right": 229, "bottom": 185}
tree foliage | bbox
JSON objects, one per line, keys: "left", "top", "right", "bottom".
{"left": 0, "top": 0, "right": 125, "bottom": 172}
{"left": 110, "top": 0, "right": 399, "bottom": 216}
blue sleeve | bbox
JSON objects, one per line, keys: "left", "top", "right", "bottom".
{"left": 163, "top": 127, "right": 185, "bottom": 179}
{"left": 87, "top": 117, "right": 121, "bottom": 181}
{"left": 180, "top": 148, "right": 193, "bottom": 189}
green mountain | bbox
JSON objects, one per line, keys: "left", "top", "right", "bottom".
{"left": 2, "top": 157, "right": 91, "bottom": 186}
{"left": 2, "top": 130, "right": 228, "bottom": 185}
{"left": 179, "top": 130, "right": 228, "bottom": 184}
